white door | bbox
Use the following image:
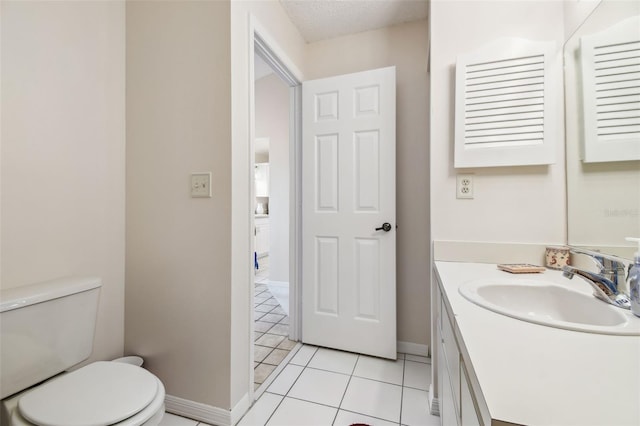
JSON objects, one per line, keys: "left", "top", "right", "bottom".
{"left": 302, "top": 66, "right": 396, "bottom": 359}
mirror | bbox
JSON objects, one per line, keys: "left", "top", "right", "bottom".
{"left": 564, "top": 0, "right": 640, "bottom": 259}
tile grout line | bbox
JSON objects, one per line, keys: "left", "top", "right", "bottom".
{"left": 262, "top": 346, "right": 319, "bottom": 425}
{"left": 331, "top": 353, "right": 360, "bottom": 424}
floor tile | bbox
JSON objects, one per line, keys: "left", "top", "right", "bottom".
{"left": 267, "top": 323, "right": 289, "bottom": 336}
{"left": 254, "top": 363, "right": 277, "bottom": 384}
{"left": 334, "top": 409, "right": 398, "bottom": 426}
{"left": 340, "top": 376, "right": 402, "bottom": 423}
{"left": 404, "top": 360, "right": 431, "bottom": 391}
{"left": 401, "top": 387, "right": 440, "bottom": 426}
{"left": 261, "top": 313, "right": 286, "bottom": 323}
{"left": 405, "top": 354, "right": 431, "bottom": 364}
{"left": 290, "top": 345, "right": 317, "bottom": 366}
{"left": 266, "top": 397, "right": 337, "bottom": 426}
{"left": 254, "top": 345, "right": 273, "bottom": 363}
{"left": 261, "top": 298, "right": 279, "bottom": 307}
{"left": 288, "top": 367, "right": 350, "bottom": 407}
{"left": 254, "top": 331, "right": 264, "bottom": 341}
{"left": 277, "top": 339, "right": 297, "bottom": 351}
{"left": 267, "top": 364, "right": 304, "bottom": 395}
{"left": 158, "top": 413, "right": 199, "bottom": 426}
{"left": 237, "top": 393, "right": 283, "bottom": 426}
{"left": 263, "top": 348, "right": 290, "bottom": 366}
{"left": 256, "top": 333, "right": 285, "bottom": 348}
{"left": 269, "top": 306, "right": 287, "bottom": 315}
{"left": 255, "top": 294, "right": 271, "bottom": 303}
{"left": 255, "top": 321, "right": 275, "bottom": 333}
{"left": 353, "top": 355, "right": 404, "bottom": 385}
{"left": 278, "top": 316, "right": 290, "bottom": 325}
{"left": 308, "top": 347, "right": 358, "bottom": 375}
{"left": 255, "top": 304, "right": 275, "bottom": 313}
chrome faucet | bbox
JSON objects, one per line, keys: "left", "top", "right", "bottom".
{"left": 562, "top": 248, "right": 631, "bottom": 310}
{"left": 568, "top": 247, "right": 627, "bottom": 288}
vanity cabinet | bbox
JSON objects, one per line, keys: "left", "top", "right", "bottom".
{"left": 432, "top": 261, "right": 639, "bottom": 426}
{"left": 435, "top": 274, "right": 483, "bottom": 426}
{"left": 255, "top": 217, "right": 269, "bottom": 258}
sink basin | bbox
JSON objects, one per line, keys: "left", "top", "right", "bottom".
{"left": 459, "top": 279, "right": 640, "bottom": 335}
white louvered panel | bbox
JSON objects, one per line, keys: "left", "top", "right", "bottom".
{"left": 455, "top": 38, "right": 558, "bottom": 167}
{"left": 581, "top": 15, "right": 640, "bottom": 162}
{"left": 465, "top": 55, "right": 544, "bottom": 148}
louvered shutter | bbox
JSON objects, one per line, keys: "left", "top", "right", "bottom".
{"left": 455, "top": 38, "right": 559, "bottom": 168}
{"left": 580, "top": 15, "right": 640, "bottom": 163}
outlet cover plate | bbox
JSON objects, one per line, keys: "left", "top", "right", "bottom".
{"left": 456, "top": 174, "right": 474, "bottom": 199}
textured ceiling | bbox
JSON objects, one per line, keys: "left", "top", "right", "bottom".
{"left": 280, "top": 0, "right": 429, "bottom": 43}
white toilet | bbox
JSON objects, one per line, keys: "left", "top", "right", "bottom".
{"left": 0, "top": 277, "right": 165, "bottom": 426}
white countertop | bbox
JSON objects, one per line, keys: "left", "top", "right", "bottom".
{"left": 435, "top": 261, "right": 640, "bottom": 426}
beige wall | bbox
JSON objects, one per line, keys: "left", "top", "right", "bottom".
{"left": 305, "top": 20, "right": 431, "bottom": 346}
{"left": 430, "top": 1, "right": 567, "bottom": 245}
{"left": 255, "top": 74, "right": 290, "bottom": 283}
{"left": 125, "top": 0, "right": 232, "bottom": 409}
{"left": 1, "top": 0, "right": 125, "bottom": 364}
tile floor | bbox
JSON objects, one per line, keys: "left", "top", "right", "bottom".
{"left": 254, "top": 256, "right": 294, "bottom": 390}
{"left": 159, "top": 413, "right": 211, "bottom": 426}
{"left": 238, "top": 345, "right": 440, "bottom": 426}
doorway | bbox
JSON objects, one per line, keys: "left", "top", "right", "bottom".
{"left": 251, "top": 35, "right": 302, "bottom": 394}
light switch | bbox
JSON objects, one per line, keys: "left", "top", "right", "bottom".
{"left": 191, "top": 172, "right": 212, "bottom": 198}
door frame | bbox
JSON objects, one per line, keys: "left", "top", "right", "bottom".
{"left": 247, "top": 14, "right": 303, "bottom": 397}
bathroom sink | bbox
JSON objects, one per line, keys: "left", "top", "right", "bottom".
{"left": 458, "top": 279, "right": 640, "bottom": 335}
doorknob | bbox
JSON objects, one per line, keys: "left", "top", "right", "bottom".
{"left": 375, "top": 222, "right": 392, "bottom": 232}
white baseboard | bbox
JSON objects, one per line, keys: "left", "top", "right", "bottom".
{"left": 165, "top": 394, "right": 239, "bottom": 426}
{"left": 428, "top": 383, "right": 440, "bottom": 416}
{"left": 397, "top": 341, "right": 429, "bottom": 357}
{"left": 231, "top": 393, "right": 251, "bottom": 426}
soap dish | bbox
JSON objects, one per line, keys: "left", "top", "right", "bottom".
{"left": 497, "top": 264, "right": 546, "bottom": 274}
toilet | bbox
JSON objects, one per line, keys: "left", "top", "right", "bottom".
{"left": 0, "top": 277, "right": 165, "bottom": 426}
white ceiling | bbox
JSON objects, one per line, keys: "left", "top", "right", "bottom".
{"left": 279, "top": 0, "right": 429, "bottom": 43}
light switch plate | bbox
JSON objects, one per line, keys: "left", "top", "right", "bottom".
{"left": 191, "top": 172, "right": 212, "bottom": 198}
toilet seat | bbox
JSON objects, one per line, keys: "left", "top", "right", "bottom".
{"left": 12, "top": 362, "right": 165, "bottom": 426}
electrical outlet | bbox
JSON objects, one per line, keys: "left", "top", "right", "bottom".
{"left": 456, "top": 174, "right": 474, "bottom": 199}
{"left": 191, "top": 172, "right": 212, "bottom": 198}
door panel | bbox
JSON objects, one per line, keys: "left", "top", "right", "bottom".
{"left": 302, "top": 66, "right": 396, "bottom": 359}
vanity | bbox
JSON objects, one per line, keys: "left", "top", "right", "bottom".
{"left": 433, "top": 261, "right": 640, "bottom": 426}
{"left": 255, "top": 215, "right": 269, "bottom": 259}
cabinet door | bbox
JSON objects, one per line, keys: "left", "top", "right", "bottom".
{"left": 255, "top": 163, "right": 269, "bottom": 197}
{"left": 255, "top": 219, "right": 269, "bottom": 258}
{"left": 440, "top": 345, "right": 458, "bottom": 426}
{"left": 441, "top": 300, "right": 460, "bottom": 418}
{"left": 461, "top": 362, "right": 481, "bottom": 426}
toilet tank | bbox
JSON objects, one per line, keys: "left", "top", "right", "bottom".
{"left": 0, "top": 277, "right": 101, "bottom": 399}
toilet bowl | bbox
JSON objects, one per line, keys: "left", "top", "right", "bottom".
{"left": 0, "top": 277, "right": 166, "bottom": 426}
{"left": 3, "top": 361, "right": 165, "bottom": 426}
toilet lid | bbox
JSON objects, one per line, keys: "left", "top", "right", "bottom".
{"left": 18, "top": 361, "right": 158, "bottom": 426}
